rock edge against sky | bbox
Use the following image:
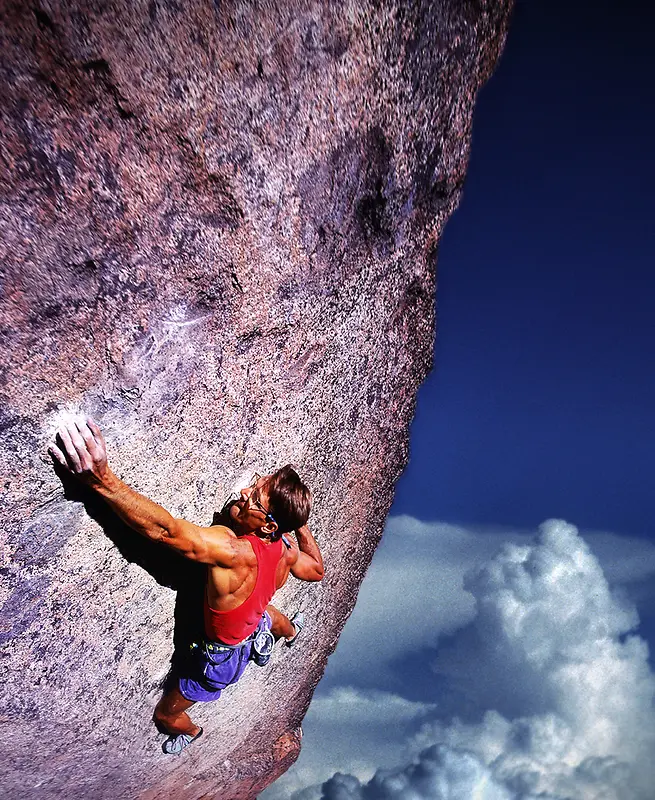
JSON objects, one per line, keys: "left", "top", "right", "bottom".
{"left": 0, "top": 1, "right": 512, "bottom": 797}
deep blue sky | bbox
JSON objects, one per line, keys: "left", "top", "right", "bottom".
{"left": 391, "top": 0, "right": 655, "bottom": 539}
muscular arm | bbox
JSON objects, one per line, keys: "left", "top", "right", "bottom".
{"left": 290, "top": 524, "right": 324, "bottom": 581}
{"left": 93, "top": 470, "right": 236, "bottom": 565}
{"left": 50, "top": 418, "right": 237, "bottom": 567}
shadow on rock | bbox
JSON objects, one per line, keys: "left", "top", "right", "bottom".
{"left": 50, "top": 459, "right": 232, "bottom": 697}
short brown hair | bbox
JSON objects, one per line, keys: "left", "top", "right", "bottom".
{"left": 266, "top": 465, "right": 311, "bottom": 537}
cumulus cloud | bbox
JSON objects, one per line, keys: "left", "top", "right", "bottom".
{"left": 411, "top": 520, "right": 655, "bottom": 799}
{"left": 263, "top": 518, "right": 655, "bottom": 800}
{"left": 260, "top": 688, "right": 437, "bottom": 798}
{"left": 322, "top": 521, "right": 655, "bottom": 799}
{"left": 321, "top": 517, "right": 528, "bottom": 690}
{"left": 320, "top": 745, "right": 514, "bottom": 799}
{"left": 319, "top": 516, "right": 655, "bottom": 695}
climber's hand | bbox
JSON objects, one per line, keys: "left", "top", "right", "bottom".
{"left": 49, "top": 417, "right": 109, "bottom": 486}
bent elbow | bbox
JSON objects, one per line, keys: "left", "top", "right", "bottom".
{"left": 145, "top": 523, "right": 169, "bottom": 543}
{"left": 159, "top": 518, "right": 196, "bottom": 559}
{"left": 161, "top": 518, "right": 181, "bottom": 543}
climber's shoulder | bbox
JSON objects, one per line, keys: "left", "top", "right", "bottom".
{"left": 272, "top": 534, "right": 297, "bottom": 589}
{"left": 281, "top": 534, "right": 300, "bottom": 565}
{"left": 167, "top": 520, "right": 254, "bottom": 567}
{"left": 207, "top": 524, "right": 258, "bottom": 565}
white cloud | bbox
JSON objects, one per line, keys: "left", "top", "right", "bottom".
{"left": 582, "top": 531, "right": 655, "bottom": 586}
{"left": 320, "top": 745, "right": 515, "bottom": 799}
{"left": 264, "top": 518, "right": 655, "bottom": 800}
{"left": 322, "top": 517, "right": 528, "bottom": 688}
{"left": 319, "top": 516, "right": 655, "bottom": 692}
{"left": 311, "top": 687, "right": 436, "bottom": 728}
{"left": 261, "top": 688, "right": 437, "bottom": 798}
{"left": 412, "top": 520, "right": 655, "bottom": 799}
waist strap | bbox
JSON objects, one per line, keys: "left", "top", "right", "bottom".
{"left": 203, "top": 628, "right": 258, "bottom": 653}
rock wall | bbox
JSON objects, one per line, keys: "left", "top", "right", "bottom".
{"left": 0, "top": 1, "right": 513, "bottom": 797}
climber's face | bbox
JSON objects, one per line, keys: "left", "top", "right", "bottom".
{"left": 229, "top": 473, "right": 277, "bottom": 536}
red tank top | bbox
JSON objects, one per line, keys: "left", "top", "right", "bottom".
{"left": 204, "top": 534, "right": 283, "bottom": 645}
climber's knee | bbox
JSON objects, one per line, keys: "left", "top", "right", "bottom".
{"left": 154, "top": 685, "right": 195, "bottom": 725}
{"left": 266, "top": 604, "right": 295, "bottom": 639}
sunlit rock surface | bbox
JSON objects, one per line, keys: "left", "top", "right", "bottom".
{"left": 0, "top": 1, "right": 512, "bottom": 797}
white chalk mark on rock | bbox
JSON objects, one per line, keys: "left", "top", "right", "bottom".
{"left": 163, "top": 303, "right": 211, "bottom": 328}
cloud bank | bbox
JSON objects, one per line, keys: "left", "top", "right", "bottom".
{"left": 319, "top": 518, "right": 529, "bottom": 691}
{"left": 319, "top": 520, "right": 655, "bottom": 799}
{"left": 262, "top": 518, "right": 655, "bottom": 800}
{"left": 270, "top": 688, "right": 437, "bottom": 797}
{"left": 321, "top": 745, "right": 513, "bottom": 800}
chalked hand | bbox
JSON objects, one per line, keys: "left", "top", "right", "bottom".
{"left": 50, "top": 417, "right": 109, "bottom": 486}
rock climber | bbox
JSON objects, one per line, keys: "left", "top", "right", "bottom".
{"left": 50, "top": 417, "right": 324, "bottom": 754}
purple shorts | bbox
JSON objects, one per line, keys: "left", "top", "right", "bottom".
{"left": 179, "top": 612, "right": 271, "bottom": 703}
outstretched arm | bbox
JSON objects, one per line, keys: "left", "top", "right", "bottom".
{"left": 290, "top": 524, "right": 324, "bottom": 581}
{"left": 50, "top": 418, "right": 237, "bottom": 566}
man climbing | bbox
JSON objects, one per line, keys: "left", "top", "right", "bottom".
{"left": 50, "top": 417, "right": 324, "bottom": 754}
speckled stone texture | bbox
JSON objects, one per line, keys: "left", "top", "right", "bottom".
{"left": 0, "top": 1, "right": 512, "bottom": 797}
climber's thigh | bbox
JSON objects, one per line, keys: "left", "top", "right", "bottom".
{"left": 156, "top": 685, "right": 196, "bottom": 718}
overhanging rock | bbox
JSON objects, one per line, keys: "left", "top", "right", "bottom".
{"left": 0, "top": 1, "right": 513, "bottom": 797}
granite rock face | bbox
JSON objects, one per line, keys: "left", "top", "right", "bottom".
{"left": 0, "top": 1, "right": 512, "bottom": 797}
